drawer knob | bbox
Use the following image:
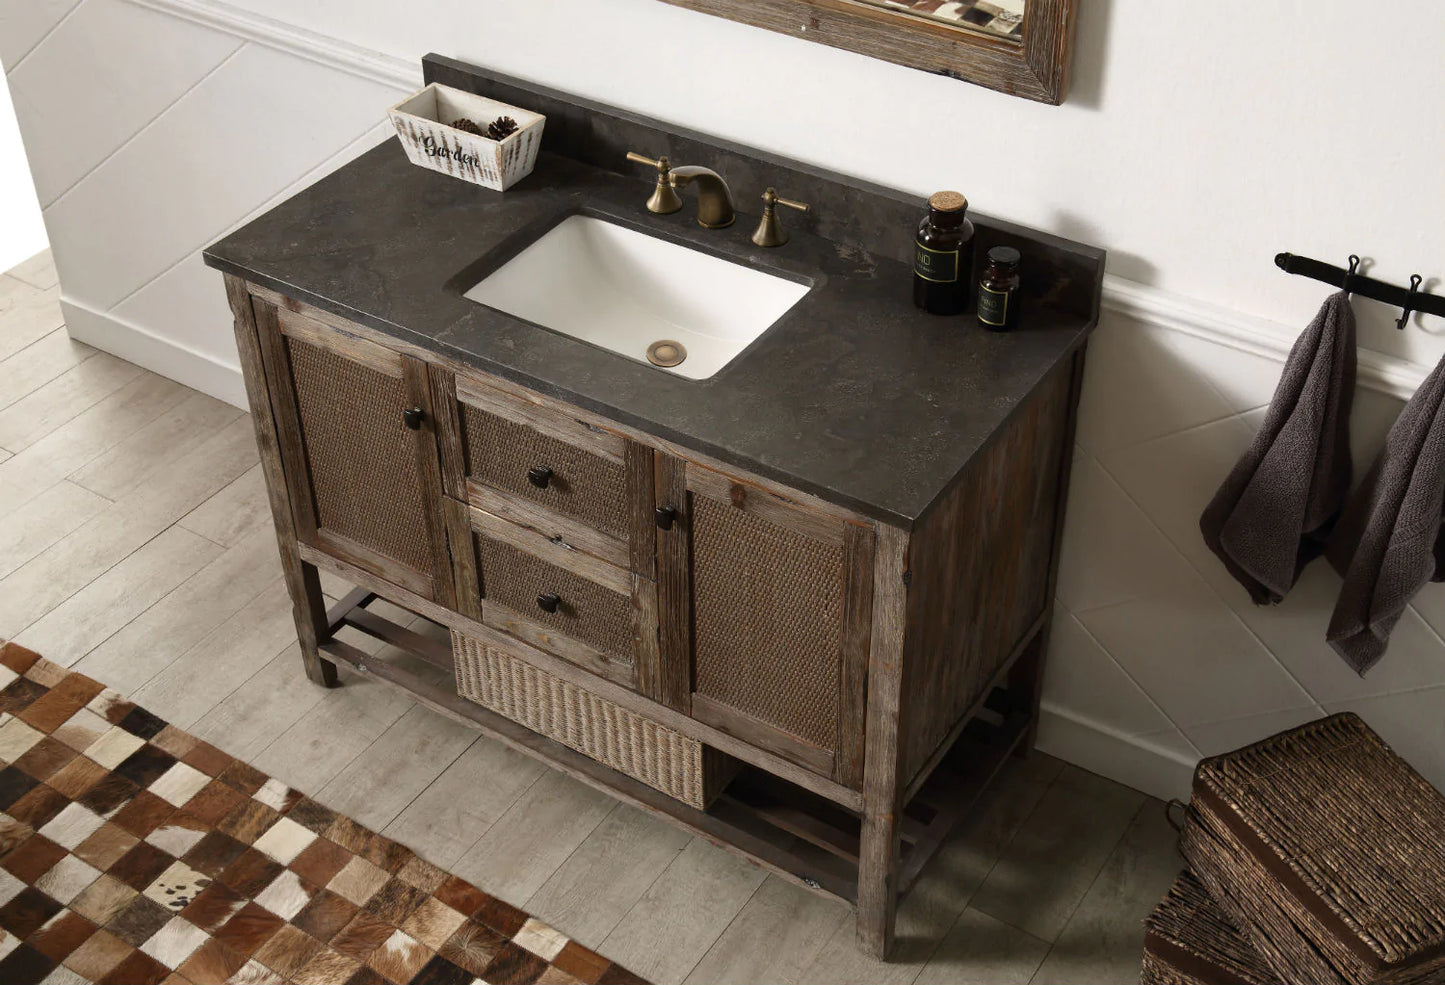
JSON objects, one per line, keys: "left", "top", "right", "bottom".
{"left": 401, "top": 407, "right": 425, "bottom": 430}
{"left": 527, "top": 466, "right": 554, "bottom": 489}
{"left": 536, "top": 592, "right": 561, "bottom": 614}
{"left": 655, "top": 505, "right": 678, "bottom": 530}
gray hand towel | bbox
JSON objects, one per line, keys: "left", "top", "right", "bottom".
{"left": 1327, "top": 352, "right": 1445, "bottom": 674}
{"left": 1199, "top": 292, "right": 1356, "bottom": 604}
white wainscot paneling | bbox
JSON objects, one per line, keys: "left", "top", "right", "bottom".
{"left": 1101, "top": 408, "right": 1260, "bottom": 603}
{"left": 7, "top": 0, "right": 241, "bottom": 205}
{"left": 1054, "top": 316, "right": 1445, "bottom": 795}
{"left": 1035, "top": 707, "right": 1196, "bottom": 803}
{"left": 1074, "top": 310, "right": 1274, "bottom": 459}
{"left": 1043, "top": 602, "right": 1173, "bottom": 737}
{"left": 1227, "top": 562, "right": 1445, "bottom": 707}
{"left": 1325, "top": 688, "right": 1445, "bottom": 798}
{"left": 1054, "top": 452, "right": 1204, "bottom": 615}
{"left": 44, "top": 41, "right": 405, "bottom": 312}
{"left": 1074, "top": 564, "right": 1315, "bottom": 730}
{"left": 109, "top": 122, "right": 394, "bottom": 391}
{"left": 1184, "top": 708, "right": 1326, "bottom": 759}
{"left": 0, "top": 0, "right": 81, "bottom": 69}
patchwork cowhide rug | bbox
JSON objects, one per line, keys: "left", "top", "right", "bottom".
{"left": 0, "top": 641, "right": 647, "bottom": 985}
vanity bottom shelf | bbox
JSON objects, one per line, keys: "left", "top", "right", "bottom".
{"left": 318, "top": 590, "right": 1033, "bottom": 908}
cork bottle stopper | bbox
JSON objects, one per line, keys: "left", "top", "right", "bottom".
{"left": 929, "top": 191, "right": 967, "bottom": 212}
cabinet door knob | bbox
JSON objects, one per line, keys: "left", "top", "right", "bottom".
{"left": 655, "top": 505, "right": 677, "bottom": 530}
{"left": 402, "top": 407, "right": 425, "bottom": 430}
{"left": 527, "top": 466, "right": 554, "bottom": 489}
{"left": 536, "top": 592, "right": 561, "bottom": 614}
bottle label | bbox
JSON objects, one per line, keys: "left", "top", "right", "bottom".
{"left": 914, "top": 242, "right": 960, "bottom": 283}
{"left": 978, "top": 285, "right": 1010, "bottom": 326}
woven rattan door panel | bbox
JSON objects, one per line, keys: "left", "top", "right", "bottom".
{"left": 687, "top": 482, "right": 850, "bottom": 774}
{"left": 259, "top": 306, "right": 448, "bottom": 602}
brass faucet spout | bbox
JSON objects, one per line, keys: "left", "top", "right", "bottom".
{"left": 667, "top": 166, "right": 736, "bottom": 229}
{"left": 626, "top": 152, "right": 735, "bottom": 229}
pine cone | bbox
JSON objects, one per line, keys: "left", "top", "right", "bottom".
{"left": 487, "top": 116, "right": 520, "bottom": 140}
{"left": 449, "top": 118, "right": 485, "bottom": 136}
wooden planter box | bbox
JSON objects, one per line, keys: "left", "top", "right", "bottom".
{"left": 389, "top": 83, "right": 544, "bottom": 191}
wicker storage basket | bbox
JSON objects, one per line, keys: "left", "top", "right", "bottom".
{"left": 1179, "top": 713, "right": 1445, "bottom": 985}
{"left": 1141, "top": 870, "right": 1280, "bottom": 985}
{"left": 452, "top": 631, "right": 736, "bottom": 809}
{"left": 388, "top": 83, "right": 544, "bottom": 191}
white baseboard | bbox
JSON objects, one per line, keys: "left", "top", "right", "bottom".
{"left": 1036, "top": 702, "right": 1197, "bottom": 802}
{"left": 61, "top": 297, "right": 248, "bottom": 409}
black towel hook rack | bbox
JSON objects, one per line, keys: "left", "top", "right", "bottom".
{"left": 1275, "top": 252, "right": 1445, "bottom": 328}
{"left": 1397, "top": 274, "right": 1423, "bottom": 331}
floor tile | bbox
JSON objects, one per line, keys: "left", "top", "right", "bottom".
{"left": 0, "top": 372, "right": 187, "bottom": 519}
{"left": 74, "top": 527, "right": 284, "bottom": 695}
{"left": 684, "top": 875, "right": 849, "bottom": 985}
{"left": 67, "top": 390, "right": 240, "bottom": 500}
{"left": 916, "top": 906, "right": 1049, "bottom": 985}
{"left": 248, "top": 668, "right": 416, "bottom": 795}
{"left": 313, "top": 704, "right": 478, "bottom": 832}
{"left": 0, "top": 351, "right": 142, "bottom": 452}
{"left": 969, "top": 765, "right": 1144, "bottom": 943}
{"left": 382, "top": 734, "right": 544, "bottom": 870}
{"left": 450, "top": 771, "right": 614, "bottom": 908}
{"left": 1029, "top": 802, "right": 1181, "bottom": 985}
{"left": 599, "top": 839, "right": 766, "bottom": 985}
{"left": 7, "top": 251, "right": 60, "bottom": 292}
{"left": 13, "top": 526, "right": 224, "bottom": 667}
{"left": 127, "top": 580, "right": 295, "bottom": 729}
{"left": 0, "top": 481, "right": 109, "bottom": 582}
{"left": 175, "top": 464, "right": 271, "bottom": 547}
{"left": 0, "top": 328, "right": 95, "bottom": 412}
{"left": 525, "top": 806, "right": 690, "bottom": 949}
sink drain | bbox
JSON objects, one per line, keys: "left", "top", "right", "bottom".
{"left": 646, "top": 340, "right": 687, "bottom": 368}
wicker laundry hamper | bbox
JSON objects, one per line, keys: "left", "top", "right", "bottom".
{"left": 1142, "top": 869, "right": 1280, "bottom": 985}
{"left": 1179, "top": 713, "right": 1445, "bottom": 985}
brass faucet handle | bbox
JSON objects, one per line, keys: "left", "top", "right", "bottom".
{"left": 751, "top": 187, "right": 812, "bottom": 248}
{"left": 626, "top": 151, "right": 667, "bottom": 172}
{"left": 627, "top": 150, "right": 682, "bottom": 213}
{"left": 626, "top": 151, "right": 682, "bottom": 215}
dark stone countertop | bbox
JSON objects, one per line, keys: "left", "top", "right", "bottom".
{"left": 205, "top": 140, "right": 1098, "bottom": 528}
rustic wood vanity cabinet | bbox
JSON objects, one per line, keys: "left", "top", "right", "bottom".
{"left": 224, "top": 272, "right": 1084, "bottom": 958}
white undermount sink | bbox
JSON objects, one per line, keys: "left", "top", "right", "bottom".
{"left": 463, "top": 215, "right": 810, "bottom": 380}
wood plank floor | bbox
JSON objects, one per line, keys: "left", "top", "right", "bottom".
{"left": 0, "top": 251, "right": 1180, "bottom": 984}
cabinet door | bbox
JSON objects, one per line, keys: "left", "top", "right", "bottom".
{"left": 255, "top": 300, "right": 451, "bottom": 603}
{"left": 656, "top": 457, "right": 876, "bottom": 786}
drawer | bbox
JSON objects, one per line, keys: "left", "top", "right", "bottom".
{"left": 456, "top": 378, "right": 630, "bottom": 538}
{"left": 452, "top": 631, "right": 736, "bottom": 809}
{"left": 479, "top": 534, "right": 633, "bottom": 658}
{"left": 459, "top": 504, "right": 644, "bottom": 685}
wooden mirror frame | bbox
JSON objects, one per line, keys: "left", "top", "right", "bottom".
{"left": 656, "top": 0, "right": 1078, "bottom": 104}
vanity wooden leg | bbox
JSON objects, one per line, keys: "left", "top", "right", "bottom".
{"left": 226, "top": 273, "right": 337, "bottom": 688}
{"left": 284, "top": 553, "right": 337, "bottom": 688}
{"left": 1008, "top": 630, "right": 1047, "bottom": 754}
{"left": 1012, "top": 342, "right": 1087, "bottom": 754}
{"left": 856, "top": 524, "right": 910, "bottom": 957}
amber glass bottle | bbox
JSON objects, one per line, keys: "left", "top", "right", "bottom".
{"left": 913, "top": 191, "right": 975, "bottom": 315}
{"left": 977, "top": 246, "right": 1022, "bottom": 331}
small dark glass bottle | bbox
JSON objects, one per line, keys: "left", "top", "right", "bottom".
{"left": 913, "top": 191, "right": 975, "bottom": 316}
{"left": 977, "top": 246, "right": 1022, "bottom": 331}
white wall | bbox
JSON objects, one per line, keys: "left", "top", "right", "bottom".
{"left": 4, "top": 0, "right": 1443, "bottom": 799}
{"left": 0, "top": 41, "right": 45, "bottom": 273}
